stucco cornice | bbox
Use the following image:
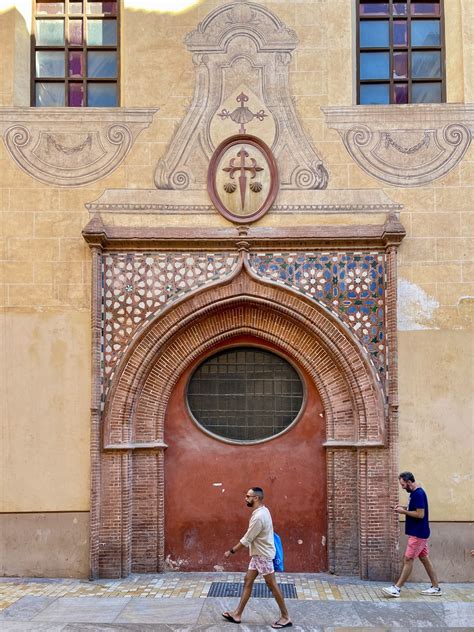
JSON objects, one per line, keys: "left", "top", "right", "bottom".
{"left": 323, "top": 104, "right": 474, "bottom": 187}
{"left": 82, "top": 212, "right": 406, "bottom": 250}
{"left": 0, "top": 107, "right": 157, "bottom": 187}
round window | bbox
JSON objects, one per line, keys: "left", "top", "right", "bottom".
{"left": 187, "top": 347, "right": 304, "bottom": 443}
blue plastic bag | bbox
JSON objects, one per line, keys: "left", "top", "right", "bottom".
{"left": 273, "top": 532, "right": 284, "bottom": 572}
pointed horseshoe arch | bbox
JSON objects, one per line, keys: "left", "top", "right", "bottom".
{"left": 93, "top": 260, "right": 397, "bottom": 580}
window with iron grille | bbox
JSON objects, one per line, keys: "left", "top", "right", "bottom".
{"left": 32, "top": 0, "right": 119, "bottom": 106}
{"left": 357, "top": 1, "right": 445, "bottom": 104}
{"left": 187, "top": 347, "right": 304, "bottom": 443}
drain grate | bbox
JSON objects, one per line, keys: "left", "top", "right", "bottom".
{"left": 208, "top": 581, "right": 298, "bottom": 599}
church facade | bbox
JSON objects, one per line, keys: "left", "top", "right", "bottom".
{"left": 1, "top": 0, "right": 472, "bottom": 582}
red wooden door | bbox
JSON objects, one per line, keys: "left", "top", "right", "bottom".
{"left": 164, "top": 335, "right": 327, "bottom": 572}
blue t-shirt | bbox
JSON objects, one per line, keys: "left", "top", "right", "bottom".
{"left": 405, "top": 487, "right": 430, "bottom": 539}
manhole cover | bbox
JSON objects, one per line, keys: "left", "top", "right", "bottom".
{"left": 208, "top": 581, "right": 298, "bottom": 599}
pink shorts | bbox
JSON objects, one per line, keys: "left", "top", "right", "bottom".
{"left": 405, "top": 536, "right": 429, "bottom": 559}
{"left": 248, "top": 555, "right": 275, "bottom": 576}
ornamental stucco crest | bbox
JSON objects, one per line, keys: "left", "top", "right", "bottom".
{"left": 208, "top": 134, "right": 279, "bottom": 223}
{"left": 0, "top": 109, "right": 156, "bottom": 187}
{"left": 155, "top": 1, "right": 328, "bottom": 191}
{"left": 323, "top": 105, "right": 473, "bottom": 187}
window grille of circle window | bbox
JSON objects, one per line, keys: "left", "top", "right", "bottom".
{"left": 187, "top": 347, "right": 304, "bottom": 443}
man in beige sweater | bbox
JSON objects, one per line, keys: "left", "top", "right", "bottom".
{"left": 222, "top": 487, "right": 292, "bottom": 629}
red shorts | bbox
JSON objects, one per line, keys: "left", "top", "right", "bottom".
{"left": 405, "top": 536, "right": 429, "bottom": 559}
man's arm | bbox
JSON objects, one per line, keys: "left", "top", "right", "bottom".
{"left": 224, "top": 516, "right": 263, "bottom": 558}
{"left": 394, "top": 504, "right": 425, "bottom": 519}
{"left": 224, "top": 541, "right": 245, "bottom": 558}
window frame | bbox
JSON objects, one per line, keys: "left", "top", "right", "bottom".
{"left": 185, "top": 344, "right": 307, "bottom": 445}
{"left": 31, "top": 0, "right": 120, "bottom": 107}
{"left": 356, "top": 0, "right": 446, "bottom": 105}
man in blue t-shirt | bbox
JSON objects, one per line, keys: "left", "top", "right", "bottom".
{"left": 382, "top": 471, "right": 442, "bottom": 598}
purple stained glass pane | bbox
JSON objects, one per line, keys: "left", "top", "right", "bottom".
{"left": 393, "top": 83, "right": 408, "bottom": 104}
{"left": 69, "top": 83, "right": 84, "bottom": 107}
{"left": 393, "top": 21, "right": 408, "bottom": 47}
{"left": 393, "top": 2, "right": 407, "bottom": 16}
{"left": 69, "top": 51, "right": 83, "bottom": 77}
{"left": 359, "top": 2, "right": 389, "bottom": 15}
{"left": 393, "top": 52, "right": 408, "bottom": 79}
{"left": 69, "top": 19, "right": 83, "bottom": 44}
{"left": 411, "top": 2, "right": 440, "bottom": 16}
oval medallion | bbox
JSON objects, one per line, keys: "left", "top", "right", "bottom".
{"left": 207, "top": 134, "right": 279, "bottom": 224}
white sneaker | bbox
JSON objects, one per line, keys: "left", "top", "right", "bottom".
{"left": 382, "top": 585, "right": 401, "bottom": 598}
{"left": 420, "top": 586, "right": 443, "bottom": 596}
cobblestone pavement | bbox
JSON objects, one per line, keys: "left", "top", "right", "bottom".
{"left": 0, "top": 573, "right": 472, "bottom": 631}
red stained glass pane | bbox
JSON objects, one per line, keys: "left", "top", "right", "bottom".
{"left": 393, "top": 21, "right": 408, "bottom": 47}
{"left": 411, "top": 3, "right": 440, "bottom": 16}
{"left": 393, "top": 84, "right": 408, "bottom": 104}
{"left": 393, "top": 52, "right": 408, "bottom": 79}
{"left": 69, "top": 19, "right": 83, "bottom": 44}
{"left": 36, "top": 2, "right": 64, "bottom": 15}
{"left": 359, "top": 2, "right": 389, "bottom": 16}
{"left": 69, "top": 83, "right": 84, "bottom": 107}
{"left": 69, "top": 51, "right": 83, "bottom": 77}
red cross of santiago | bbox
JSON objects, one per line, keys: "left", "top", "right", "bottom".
{"left": 223, "top": 147, "right": 264, "bottom": 212}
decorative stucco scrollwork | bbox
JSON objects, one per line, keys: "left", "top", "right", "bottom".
{"left": 323, "top": 105, "right": 474, "bottom": 187}
{"left": 294, "top": 164, "right": 329, "bottom": 190}
{"left": 9, "top": 125, "right": 30, "bottom": 148}
{"left": 156, "top": 1, "right": 328, "bottom": 191}
{"left": 171, "top": 170, "right": 191, "bottom": 189}
{"left": 0, "top": 108, "right": 157, "bottom": 187}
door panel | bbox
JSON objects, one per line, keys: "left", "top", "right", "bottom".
{"left": 164, "top": 335, "right": 327, "bottom": 572}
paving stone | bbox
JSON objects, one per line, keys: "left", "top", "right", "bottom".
{"left": 33, "top": 597, "right": 131, "bottom": 623}
{"left": 354, "top": 601, "right": 446, "bottom": 627}
{"left": 0, "top": 596, "right": 57, "bottom": 621}
{"left": 0, "top": 574, "right": 472, "bottom": 630}
{"left": 0, "top": 574, "right": 472, "bottom": 605}
{"left": 199, "top": 596, "right": 268, "bottom": 625}
{"left": 425, "top": 602, "right": 474, "bottom": 627}
{"left": 63, "top": 625, "right": 193, "bottom": 631}
{"left": 0, "top": 623, "right": 67, "bottom": 631}
{"left": 115, "top": 597, "right": 205, "bottom": 624}
{"left": 287, "top": 601, "right": 365, "bottom": 627}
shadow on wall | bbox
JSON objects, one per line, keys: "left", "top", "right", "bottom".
{"left": 122, "top": 1, "right": 207, "bottom": 108}
{"left": 400, "top": 527, "right": 474, "bottom": 583}
{"left": 0, "top": 4, "right": 31, "bottom": 106}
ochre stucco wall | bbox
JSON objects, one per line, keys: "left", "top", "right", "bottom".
{"left": 1, "top": 312, "right": 91, "bottom": 512}
{"left": 0, "top": 0, "right": 473, "bottom": 577}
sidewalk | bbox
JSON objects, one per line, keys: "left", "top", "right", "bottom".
{"left": 0, "top": 572, "right": 472, "bottom": 631}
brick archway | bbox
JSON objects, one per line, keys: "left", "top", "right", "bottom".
{"left": 93, "top": 257, "right": 398, "bottom": 580}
